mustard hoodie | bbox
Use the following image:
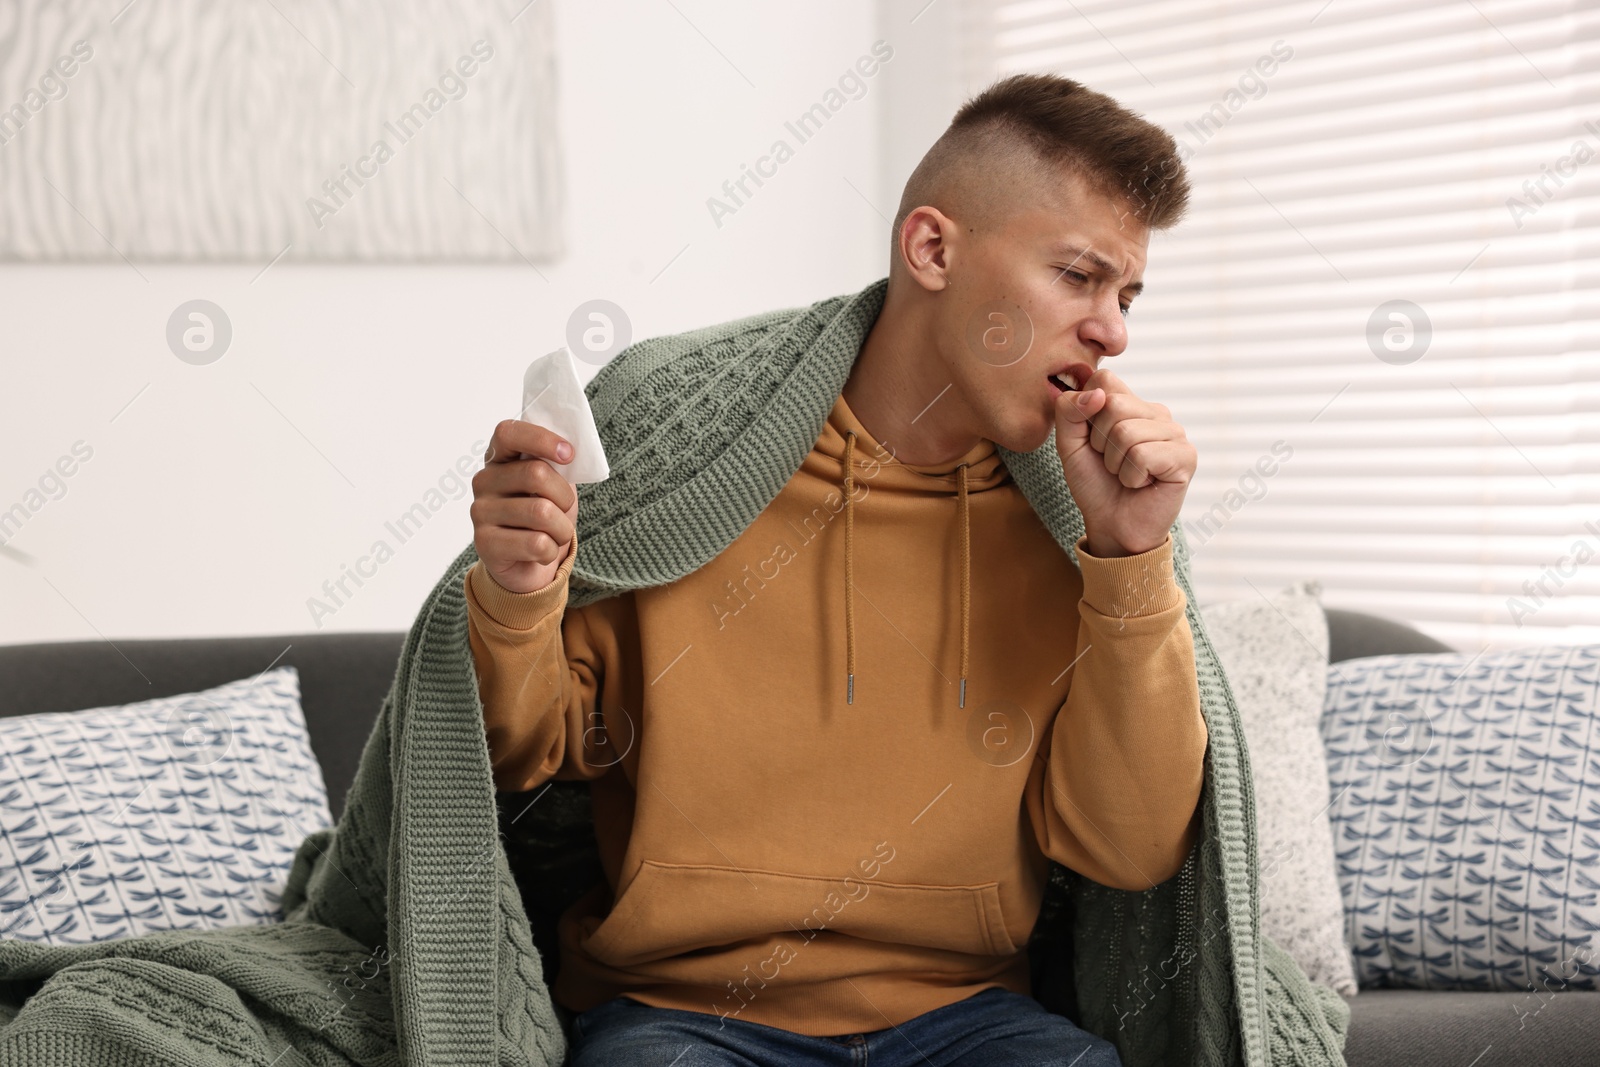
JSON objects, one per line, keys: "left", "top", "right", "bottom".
{"left": 465, "top": 389, "right": 1207, "bottom": 1036}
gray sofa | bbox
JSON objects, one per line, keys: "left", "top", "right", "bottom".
{"left": 2, "top": 609, "right": 1595, "bottom": 1065}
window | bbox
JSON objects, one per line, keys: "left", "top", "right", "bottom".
{"left": 948, "top": 0, "right": 1599, "bottom": 649}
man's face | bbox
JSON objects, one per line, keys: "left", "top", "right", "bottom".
{"left": 939, "top": 172, "right": 1150, "bottom": 453}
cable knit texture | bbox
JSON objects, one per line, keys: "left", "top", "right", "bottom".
{"left": 0, "top": 274, "right": 1349, "bottom": 1066}
{"left": 0, "top": 567, "right": 568, "bottom": 1066}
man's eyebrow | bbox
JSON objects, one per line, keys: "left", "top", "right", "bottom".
{"left": 1052, "top": 244, "right": 1145, "bottom": 295}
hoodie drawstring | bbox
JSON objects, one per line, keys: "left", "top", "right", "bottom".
{"left": 957, "top": 461, "right": 970, "bottom": 709}
{"left": 841, "top": 430, "right": 971, "bottom": 708}
{"left": 843, "top": 431, "right": 857, "bottom": 706}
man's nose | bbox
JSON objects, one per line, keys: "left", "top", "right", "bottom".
{"left": 1080, "top": 302, "right": 1128, "bottom": 357}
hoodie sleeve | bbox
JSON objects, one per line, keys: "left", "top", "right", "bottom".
{"left": 464, "top": 533, "right": 628, "bottom": 794}
{"left": 1024, "top": 533, "right": 1208, "bottom": 892}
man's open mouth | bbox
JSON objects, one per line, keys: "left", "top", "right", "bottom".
{"left": 1047, "top": 372, "right": 1078, "bottom": 394}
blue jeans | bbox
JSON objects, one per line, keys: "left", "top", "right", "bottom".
{"left": 566, "top": 986, "right": 1122, "bottom": 1066}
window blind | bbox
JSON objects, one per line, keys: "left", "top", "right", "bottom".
{"left": 954, "top": 0, "right": 1600, "bottom": 650}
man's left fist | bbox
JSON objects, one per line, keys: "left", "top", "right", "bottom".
{"left": 1053, "top": 361, "right": 1196, "bottom": 559}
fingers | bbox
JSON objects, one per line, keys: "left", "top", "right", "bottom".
{"left": 471, "top": 454, "right": 578, "bottom": 513}
{"left": 1095, "top": 417, "right": 1185, "bottom": 481}
{"left": 1116, "top": 439, "right": 1197, "bottom": 488}
{"left": 1056, "top": 383, "right": 1147, "bottom": 450}
{"left": 1054, "top": 387, "right": 1103, "bottom": 447}
{"left": 472, "top": 420, "right": 581, "bottom": 589}
{"left": 470, "top": 495, "right": 576, "bottom": 550}
{"left": 1055, "top": 376, "right": 1190, "bottom": 488}
{"left": 484, "top": 418, "right": 575, "bottom": 466}
{"left": 474, "top": 524, "right": 570, "bottom": 568}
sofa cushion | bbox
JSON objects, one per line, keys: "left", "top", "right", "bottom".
{"left": 1202, "top": 580, "right": 1357, "bottom": 996}
{"left": 1325, "top": 608, "right": 1454, "bottom": 664}
{"left": 0, "top": 633, "right": 402, "bottom": 820}
{"left": 0, "top": 667, "right": 332, "bottom": 944}
{"left": 1345, "top": 987, "right": 1600, "bottom": 1067}
{"left": 1321, "top": 643, "right": 1600, "bottom": 991}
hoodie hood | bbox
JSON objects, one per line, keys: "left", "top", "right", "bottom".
{"left": 814, "top": 391, "right": 1011, "bottom": 708}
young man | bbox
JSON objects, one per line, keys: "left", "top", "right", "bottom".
{"left": 466, "top": 73, "right": 1203, "bottom": 1066}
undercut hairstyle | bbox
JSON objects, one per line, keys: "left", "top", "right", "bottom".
{"left": 892, "top": 73, "right": 1191, "bottom": 252}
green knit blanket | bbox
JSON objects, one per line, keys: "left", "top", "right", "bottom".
{"left": 0, "top": 275, "right": 1350, "bottom": 1066}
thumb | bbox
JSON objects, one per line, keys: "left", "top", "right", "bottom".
{"left": 1055, "top": 387, "right": 1105, "bottom": 456}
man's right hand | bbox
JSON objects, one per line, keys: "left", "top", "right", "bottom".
{"left": 470, "top": 419, "right": 579, "bottom": 594}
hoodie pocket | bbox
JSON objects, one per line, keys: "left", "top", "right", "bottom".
{"left": 580, "top": 859, "right": 1019, "bottom": 968}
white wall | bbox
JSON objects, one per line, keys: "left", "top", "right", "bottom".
{"left": 0, "top": 0, "right": 904, "bottom": 644}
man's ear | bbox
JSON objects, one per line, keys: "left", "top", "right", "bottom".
{"left": 899, "top": 206, "right": 956, "bottom": 293}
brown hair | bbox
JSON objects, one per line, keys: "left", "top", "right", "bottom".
{"left": 892, "top": 73, "right": 1190, "bottom": 243}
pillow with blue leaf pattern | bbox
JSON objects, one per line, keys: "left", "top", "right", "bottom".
{"left": 0, "top": 667, "right": 333, "bottom": 944}
{"left": 1320, "top": 644, "right": 1600, "bottom": 991}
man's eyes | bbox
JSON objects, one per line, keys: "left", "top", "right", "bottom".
{"left": 1056, "top": 268, "right": 1133, "bottom": 316}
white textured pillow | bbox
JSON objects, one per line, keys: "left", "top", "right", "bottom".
{"left": 1201, "top": 579, "right": 1358, "bottom": 996}
{"left": 0, "top": 667, "right": 332, "bottom": 944}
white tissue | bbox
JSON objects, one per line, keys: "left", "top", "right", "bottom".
{"left": 519, "top": 348, "right": 611, "bottom": 483}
